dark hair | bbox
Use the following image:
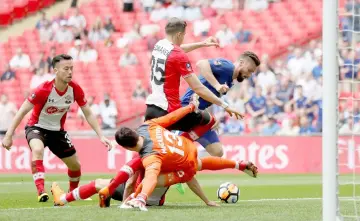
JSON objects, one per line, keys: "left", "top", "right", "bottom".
{"left": 115, "top": 127, "right": 139, "bottom": 148}
{"left": 165, "top": 17, "right": 187, "bottom": 35}
{"left": 239, "top": 51, "right": 261, "bottom": 67}
{"left": 51, "top": 54, "right": 73, "bottom": 68}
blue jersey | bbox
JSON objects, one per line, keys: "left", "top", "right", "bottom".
{"left": 181, "top": 58, "right": 235, "bottom": 110}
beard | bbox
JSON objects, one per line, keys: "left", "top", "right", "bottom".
{"left": 237, "top": 75, "right": 245, "bottom": 82}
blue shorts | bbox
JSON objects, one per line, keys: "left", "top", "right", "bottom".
{"left": 173, "top": 130, "right": 220, "bottom": 148}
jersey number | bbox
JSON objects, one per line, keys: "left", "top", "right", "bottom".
{"left": 151, "top": 56, "right": 165, "bottom": 85}
{"left": 64, "top": 133, "right": 73, "bottom": 148}
{"left": 163, "top": 130, "right": 184, "bottom": 157}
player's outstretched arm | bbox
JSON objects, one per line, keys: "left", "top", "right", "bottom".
{"left": 186, "top": 177, "right": 219, "bottom": 207}
{"left": 1, "top": 100, "right": 33, "bottom": 150}
{"left": 196, "top": 60, "right": 229, "bottom": 94}
{"left": 149, "top": 103, "right": 197, "bottom": 128}
{"left": 140, "top": 155, "right": 162, "bottom": 199}
{"left": 81, "top": 104, "right": 114, "bottom": 150}
{"left": 126, "top": 155, "right": 162, "bottom": 211}
{"left": 180, "top": 37, "right": 219, "bottom": 53}
{"left": 185, "top": 74, "right": 244, "bottom": 119}
{"left": 123, "top": 171, "right": 140, "bottom": 200}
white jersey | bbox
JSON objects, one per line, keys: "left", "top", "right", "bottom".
{"left": 27, "top": 80, "right": 87, "bottom": 131}
{"left": 146, "top": 39, "right": 193, "bottom": 112}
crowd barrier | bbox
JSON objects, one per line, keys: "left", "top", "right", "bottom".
{"left": 0, "top": 136, "right": 359, "bottom": 174}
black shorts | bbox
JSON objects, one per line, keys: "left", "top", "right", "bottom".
{"left": 144, "top": 104, "right": 211, "bottom": 132}
{"left": 111, "top": 183, "right": 126, "bottom": 201}
{"left": 25, "top": 126, "right": 76, "bottom": 159}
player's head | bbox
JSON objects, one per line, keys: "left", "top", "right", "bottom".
{"left": 234, "top": 51, "right": 260, "bottom": 82}
{"left": 52, "top": 54, "right": 73, "bottom": 84}
{"left": 165, "top": 17, "right": 187, "bottom": 46}
{"left": 115, "top": 127, "right": 141, "bottom": 150}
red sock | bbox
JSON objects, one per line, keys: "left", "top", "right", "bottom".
{"left": 181, "top": 115, "right": 215, "bottom": 141}
{"left": 31, "top": 160, "right": 45, "bottom": 195}
{"left": 68, "top": 169, "right": 81, "bottom": 192}
{"left": 65, "top": 181, "right": 97, "bottom": 203}
{"left": 200, "top": 157, "right": 238, "bottom": 171}
{"left": 108, "top": 156, "right": 143, "bottom": 195}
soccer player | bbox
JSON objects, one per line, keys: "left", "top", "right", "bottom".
{"left": 1, "top": 54, "right": 114, "bottom": 202}
{"left": 146, "top": 17, "right": 244, "bottom": 193}
{"left": 181, "top": 52, "right": 261, "bottom": 157}
{"left": 146, "top": 17, "right": 243, "bottom": 142}
{"left": 99, "top": 98, "right": 257, "bottom": 211}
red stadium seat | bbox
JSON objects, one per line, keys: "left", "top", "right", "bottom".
{"left": 0, "top": 5, "right": 13, "bottom": 26}
{"left": 0, "top": 0, "right": 322, "bottom": 129}
{"left": 13, "top": 0, "right": 28, "bottom": 20}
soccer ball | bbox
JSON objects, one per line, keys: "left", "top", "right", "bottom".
{"left": 217, "top": 182, "right": 240, "bottom": 203}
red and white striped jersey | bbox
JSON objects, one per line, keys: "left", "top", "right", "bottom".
{"left": 27, "top": 80, "right": 87, "bottom": 131}
{"left": 146, "top": 39, "right": 193, "bottom": 112}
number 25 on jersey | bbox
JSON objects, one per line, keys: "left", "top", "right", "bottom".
{"left": 151, "top": 55, "right": 165, "bottom": 85}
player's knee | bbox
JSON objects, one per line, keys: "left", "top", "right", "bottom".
{"left": 29, "top": 140, "right": 45, "bottom": 160}
{"left": 95, "top": 179, "right": 109, "bottom": 191}
{"left": 69, "top": 160, "right": 81, "bottom": 171}
{"left": 63, "top": 154, "right": 81, "bottom": 171}
{"left": 213, "top": 148, "right": 224, "bottom": 157}
{"left": 206, "top": 144, "right": 223, "bottom": 157}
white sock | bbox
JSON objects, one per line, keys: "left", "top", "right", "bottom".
{"left": 235, "top": 162, "right": 239, "bottom": 170}
{"left": 60, "top": 194, "right": 68, "bottom": 204}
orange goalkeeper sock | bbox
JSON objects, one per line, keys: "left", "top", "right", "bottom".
{"left": 200, "top": 157, "right": 238, "bottom": 171}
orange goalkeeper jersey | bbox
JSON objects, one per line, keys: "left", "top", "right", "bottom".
{"left": 136, "top": 104, "right": 199, "bottom": 174}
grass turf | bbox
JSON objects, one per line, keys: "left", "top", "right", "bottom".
{"left": 0, "top": 174, "right": 359, "bottom": 221}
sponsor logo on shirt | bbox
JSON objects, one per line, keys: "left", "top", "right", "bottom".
{"left": 46, "top": 106, "right": 59, "bottom": 114}
{"left": 46, "top": 106, "right": 67, "bottom": 114}
{"left": 186, "top": 62, "right": 192, "bottom": 71}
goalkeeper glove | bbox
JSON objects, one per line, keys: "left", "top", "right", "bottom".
{"left": 126, "top": 193, "right": 148, "bottom": 211}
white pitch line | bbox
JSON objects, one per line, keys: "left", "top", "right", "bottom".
{"left": 0, "top": 198, "right": 324, "bottom": 211}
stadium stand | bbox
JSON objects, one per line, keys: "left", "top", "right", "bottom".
{"left": 2, "top": 0, "right": 355, "bottom": 136}
{"left": 0, "top": 0, "right": 56, "bottom": 26}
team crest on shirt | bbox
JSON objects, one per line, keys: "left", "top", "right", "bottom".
{"left": 30, "top": 93, "right": 36, "bottom": 100}
{"left": 214, "top": 60, "right": 222, "bottom": 66}
{"left": 65, "top": 95, "right": 73, "bottom": 104}
{"left": 186, "top": 62, "right": 192, "bottom": 71}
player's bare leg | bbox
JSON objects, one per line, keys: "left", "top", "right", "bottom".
{"left": 30, "top": 139, "right": 49, "bottom": 202}
{"left": 197, "top": 157, "right": 258, "bottom": 178}
{"left": 203, "top": 142, "right": 223, "bottom": 157}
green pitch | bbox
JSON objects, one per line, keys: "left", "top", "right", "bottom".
{"left": 0, "top": 174, "right": 359, "bottom": 221}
